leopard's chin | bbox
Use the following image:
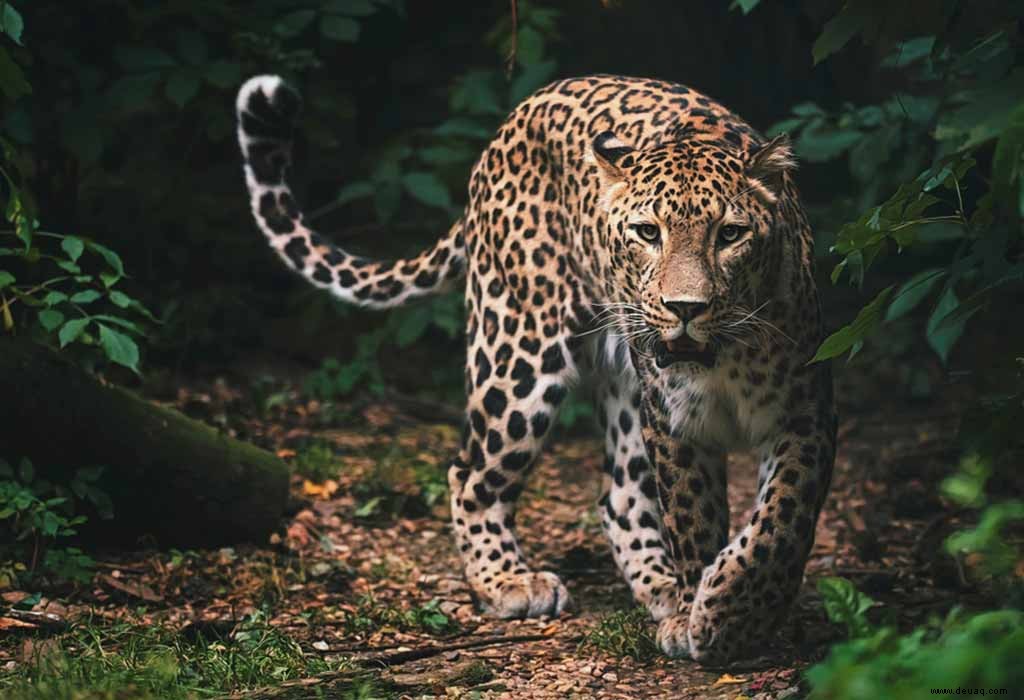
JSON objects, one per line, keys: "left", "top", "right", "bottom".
{"left": 654, "top": 337, "right": 716, "bottom": 369}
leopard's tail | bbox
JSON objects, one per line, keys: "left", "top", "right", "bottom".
{"left": 236, "top": 75, "right": 466, "bottom": 310}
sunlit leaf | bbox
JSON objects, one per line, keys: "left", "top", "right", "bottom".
{"left": 98, "top": 323, "right": 140, "bottom": 373}
{"left": 729, "top": 0, "right": 761, "bottom": 15}
{"left": 61, "top": 237, "right": 85, "bottom": 262}
{"left": 70, "top": 289, "right": 102, "bottom": 304}
{"left": 58, "top": 318, "right": 90, "bottom": 348}
{"left": 1, "top": 3, "right": 24, "bottom": 45}
{"left": 42, "top": 291, "right": 67, "bottom": 306}
{"left": 811, "top": 286, "right": 894, "bottom": 362}
{"left": 37, "top": 309, "right": 65, "bottom": 331}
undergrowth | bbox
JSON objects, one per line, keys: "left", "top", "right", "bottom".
{"left": 0, "top": 611, "right": 390, "bottom": 699}
{"left": 578, "top": 607, "right": 659, "bottom": 662}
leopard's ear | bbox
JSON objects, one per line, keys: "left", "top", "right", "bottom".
{"left": 747, "top": 133, "right": 796, "bottom": 203}
{"left": 588, "top": 131, "right": 636, "bottom": 182}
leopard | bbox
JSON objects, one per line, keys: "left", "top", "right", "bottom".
{"left": 235, "top": 73, "right": 837, "bottom": 664}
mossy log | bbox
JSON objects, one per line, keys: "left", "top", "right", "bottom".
{"left": 0, "top": 338, "right": 289, "bottom": 546}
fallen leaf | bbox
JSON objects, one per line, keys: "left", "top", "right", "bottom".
{"left": 714, "top": 673, "right": 748, "bottom": 686}
{"left": 277, "top": 448, "right": 297, "bottom": 459}
{"left": 286, "top": 522, "right": 310, "bottom": 547}
{"left": 99, "top": 574, "right": 163, "bottom": 603}
{"left": 0, "top": 616, "right": 37, "bottom": 630}
{"left": 302, "top": 479, "right": 339, "bottom": 499}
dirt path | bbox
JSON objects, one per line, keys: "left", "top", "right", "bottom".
{"left": 1, "top": 359, "right": 974, "bottom": 699}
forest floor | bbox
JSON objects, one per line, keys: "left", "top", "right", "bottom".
{"left": 0, "top": 353, "right": 986, "bottom": 699}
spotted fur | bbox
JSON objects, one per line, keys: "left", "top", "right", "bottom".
{"left": 236, "top": 74, "right": 836, "bottom": 664}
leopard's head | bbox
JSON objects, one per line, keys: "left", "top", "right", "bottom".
{"left": 588, "top": 131, "right": 796, "bottom": 370}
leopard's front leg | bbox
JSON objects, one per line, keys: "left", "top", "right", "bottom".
{"left": 686, "top": 407, "right": 836, "bottom": 663}
{"left": 637, "top": 385, "right": 730, "bottom": 657}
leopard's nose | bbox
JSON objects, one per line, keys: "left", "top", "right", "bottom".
{"left": 662, "top": 298, "right": 708, "bottom": 324}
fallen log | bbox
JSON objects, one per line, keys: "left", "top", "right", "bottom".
{"left": 0, "top": 337, "right": 289, "bottom": 546}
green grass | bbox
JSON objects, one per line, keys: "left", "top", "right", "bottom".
{"left": 0, "top": 611, "right": 388, "bottom": 699}
{"left": 293, "top": 441, "right": 340, "bottom": 482}
{"left": 578, "top": 607, "right": 660, "bottom": 662}
{"left": 340, "top": 595, "right": 458, "bottom": 637}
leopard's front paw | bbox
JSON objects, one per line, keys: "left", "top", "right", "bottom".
{"left": 478, "top": 571, "right": 571, "bottom": 619}
{"left": 656, "top": 612, "right": 691, "bottom": 658}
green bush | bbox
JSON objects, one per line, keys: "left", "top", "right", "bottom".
{"left": 0, "top": 457, "right": 112, "bottom": 585}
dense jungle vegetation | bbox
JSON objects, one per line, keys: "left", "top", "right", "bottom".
{"left": 0, "top": 1, "right": 1021, "bottom": 698}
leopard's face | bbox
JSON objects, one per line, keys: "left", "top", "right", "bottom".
{"left": 589, "top": 132, "right": 795, "bottom": 370}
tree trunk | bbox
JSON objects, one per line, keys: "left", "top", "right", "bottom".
{"left": 0, "top": 338, "right": 289, "bottom": 546}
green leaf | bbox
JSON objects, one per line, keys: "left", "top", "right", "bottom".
{"left": 58, "top": 318, "right": 90, "bottom": 348}
{"left": 37, "top": 309, "right": 65, "bottom": 332}
{"left": 86, "top": 242, "right": 125, "bottom": 279}
{"left": 515, "top": 26, "right": 544, "bottom": 66}
{"left": 401, "top": 172, "right": 452, "bottom": 210}
{"left": 0, "top": 47, "right": 30, "bottom": 100}
{"left": 41, "top": 291, "right": 68, "bottom": 306}
{"left": 926, "top": 287, "right": 965, "bottom": 365}
{"left": 794, "top": 123, "right": 862, "bottom": 163}
{"left": 1, "top": 3, "right": 24, "bottom": 45}
{"left": 812, "top": 3, "right": 872, "bottom": 65}
{"left": 92, "top": 314, "right": 144, "bottom": 335}
{"left": 941, "top": 454, "right": 990, "bottom": 508}
{"left": 885, "top": 269, "right": 945, "bottom": 321}
{"left": 70, "top": 289, "right": 102, "bottom": 305}
{"left": 98, "top": 323, "right": 140, "bottom": 372}
{"left": 354, "top": 496, "right": 381, "bottom": 518}
{"left": 61, "top": 237, "right": 85, "bottom": 262}
{"left": 274, "top": 10, "right": 317, "bottom": 38}
{"left": 450, "top": 71, "right": 503, "bottom": 116}
{"left": 0, "top": 270, "right": 13, "bottom": 289}
{"left": 395, "top": 311, "right": 431, "bottom": 348}
{"left": 817, "top": 577, "right": 875, "bottom": 638}
{"left": 165, "top": 71, "right": 201, "bottom": 107}
{"left": 729, "top": 0, "right": 761, "bottom": 15}
{"left": 812, "top": 286, "right": 894, "bottom": 362}
{"left": 434, "top": 118, "right": 493, "bottom": 140}
{"left": 509, "top": 59, "right": 557, "bottom": 105}
{"left": 320, "top": 15, "right": 360, "bottom": 42}
{"left": 335, "top": 181, "right": 375, "bottom": 206}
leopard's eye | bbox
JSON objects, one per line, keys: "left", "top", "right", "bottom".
{"left": 718, "top": 224, "right": 745, "bottom": 245}
{"left": 630, "top": 223, "right": 661, "bottom": 244}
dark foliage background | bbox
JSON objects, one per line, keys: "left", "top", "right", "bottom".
{"left": 6, "top": 0, "right": 877, "bottom": 376}
{"left": 1, "top": 1, "right": 1022, "bottom": 697}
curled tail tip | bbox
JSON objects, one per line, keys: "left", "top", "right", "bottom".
{"left": 236, "top": 75, "right": 285, "bottom": 114}
{"left": 236, "top": 75, "right": 302, "bottom": 139}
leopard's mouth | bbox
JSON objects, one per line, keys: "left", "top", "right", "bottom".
{"left": 654, "top": 336, "right": 716, "bottom": 369}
